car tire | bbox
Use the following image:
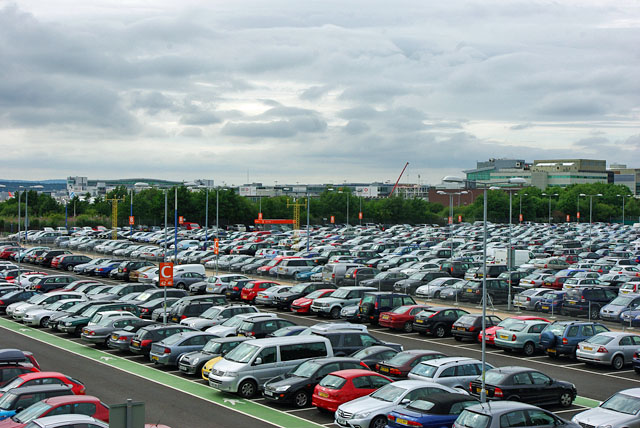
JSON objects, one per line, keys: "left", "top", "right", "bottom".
{"left": 67, "top": 265, "right": 74, "bottom": 271}
{"left": 434, "top": 291, "right": 441, "bottom": 299}
{"left": 40, "top": 317, "right": 50, "bottom": 328}
{"left": 402, "top": 322, "right": 413, "bottom": 333}
{"left": 238, "top": 380, "right": 257, "bottom": 398}
{"left": 434, "top": 325, "right": 446, "bottom": 338}
{"left": 176, "top": 283, "right": 185, "bottom": 290}
{"left": 612, "top": 355, "right": 625, "bottom": 370}
{"left": 590, "top": 306, "right": 600, "bottom": 320}
{"left": 293, "top": 390, "right": 310, "bottom": 408}
{"left": 523, "top": 342, "right": 535, "bottom": 357}
{"left": 559, "top": 392, "right": 574, "bottom": 408}
{"left": 330, "top": 307, "right": 341, "bottom": 319}
{"left": 370, "top": 416, "right": 387, "bottom": 428}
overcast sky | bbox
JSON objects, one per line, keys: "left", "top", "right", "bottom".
{"left": 1, "top": 0, "right": 639, "bottom": 186}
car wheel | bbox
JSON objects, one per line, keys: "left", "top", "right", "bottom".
{"left": 523, "top": 342, "right": 535, "bottom": 357}
{"left": 559, "top": 392, "right": 574, "bottom": 408}
{"left": 330, "top": 307, "right": 341, "bottom": 319}
{"left": 293, "top": 390, "right": 310, "bottom": 408}
{"left": 612, "top": 355, "right": 625, "bottom": 370}
{"left": 434, "top": 325, "right": 446, "bottom": 338}
{"left": 402, "top": 322, "right": 413, "bottom": 333}
{"left": 176, "top": 283, "right": 185, "bottom": 290}
{"left": 590, "top": 306, "right": 600, "bottom": 320}
{"left": 40, "top": 317, "right": 50, "bottom": 328}
{"left": 454, "top": 336, "right": 462, "bottom": 342}
{"left": 370, "top": 416, "right": 387, "bottom": 428}
{"left": 238, "top": 380, "right": 257, "bottom": 398}
{"left": 67, "top": 265, "right": 74, "bottom": 271}
{"left": 434, "top": 291, "right": 441, "bottom": 299}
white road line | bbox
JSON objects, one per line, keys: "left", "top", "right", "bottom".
{"left": 563, "top": 363, "right": 586, "bottom": 367}
{"left": 526, "top": 355, "right": 549, "bottom": 359}
{"left": 554, "top": 406, "right": 588, "bottom": 414}
{"left": 285, "top": 408, "right": 317, "bottom": 413}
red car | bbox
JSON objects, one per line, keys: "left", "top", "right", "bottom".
{"left": 49, "top": 255, "right": 65, "bottom": 269}
{"left": 378, "top": 305, "right": 431, "bottom": 332}
{"left": 0, "top": 248, "right": 20, "bottom": 260}
{"left": 256, "top": 256, "right": 295, "bottom": 276}
{"left": 312, "top": 369, "right": 392, "bottom": 413}
{"left": 0, "top": 371, "right": 86, "bottom": 397}
{"left": 240, "top": 280, "right": 279, "bottom": 303}
{"left": 290, "top": 289, "right": 335, "bottom": 313}
{"left": 477, "top": 315, "right": 550, "bottom": 345}
{"left": 0, "top": 395, "right": 109, "bottom": 427}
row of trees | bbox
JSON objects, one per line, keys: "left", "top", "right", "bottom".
{"left": 0, "top": 183, "right": 638, "bottom": 233}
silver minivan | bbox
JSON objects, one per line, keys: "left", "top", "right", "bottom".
{"left": 208, "top": 335, "right": 333, "bottom": 398}
{"left": 322, "top": 263, "right": 366, "bottom": 285}
{"left": 407, "top": 357, "right": 493, "bottom": 391}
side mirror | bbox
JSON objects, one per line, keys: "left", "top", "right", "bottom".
{"left": 400, "top": 398, "right": 411, "bottom": 405}
{"left": 15, "top": 407, "right": 24, "bottom": 413}
{"left": 254, "top": 357, "right": 263, "bottom": 366}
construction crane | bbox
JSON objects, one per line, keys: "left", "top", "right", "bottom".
{"left": 287, "top": 197, "right": 306, "bottom": 230}
{"left": 388, "top": 162, "right": 409, "bottom": 197}
{"left": 105, "top": 196, "right": 125, "bottom": 240}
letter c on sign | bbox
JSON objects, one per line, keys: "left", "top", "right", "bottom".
{"left": 161, "top": 265, "right": 172, "bottom": 278}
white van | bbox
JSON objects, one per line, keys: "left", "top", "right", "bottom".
{"left": 173, "top": 264, "right": 206, "bottom": 276}
{"left": 208, "top": 335, "right": 333, "bottom": 398}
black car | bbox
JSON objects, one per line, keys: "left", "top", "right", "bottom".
{"left": 237, "top": 317, "right": 296, "bottom": 338}
{"left": 31, "top": 275, "right": 75, "bottom": 293}
{"left": 343, "top": 267, "right": 380, "bottom": 286}
{"left": 46, "top": 300, "right": 110, "bottom": 330}
{"left": 113, "top": 260, "right": 155, "bottom": 281}
{"left": 451, "top": 314, "right": 502, "bottom": 341}
{"left": 312, "top": 330, "right": 403, "bottom": 356}
{"left": 225, "top": 279, "right": 253, "bottom": 301}
{"left": 0, "top": 290, "right": 38, "bottom": 313}
{"left": 562, "top": 287, "right": 617, "bottom": 319}
{"left": 137, "top": 297, "right": 181, "bottom": 319}
{"left": 349, "top": 346, "right": 400, "bottom": 370}
{"left": 360, "top": 272, "right": 408, "bottom": 292}
{"left": 129, "top": 324, "right": 195, "bottom": 356}
{"left": 393, "top": 271, "right": 450, "bottom": 295}
{"left": 469, "top": 366, "right": 576, "bottom": 407}
{"left": 439, "top": 261, "right": 478, "bottom": 279}
{"left": 413, "top": 307, "right": 469, "bottom": 338}
{"left": 168, "top": 295, "right": 228, "bottom": 323}
{"left": 357, "top": 292, "right": 416, "bottom": 324}
{"left": 458, "top": 279, "right": 512, "bottom": 304}
{"left": 274, "top": 282, "right": 337, "bottom": 310}
{"left": 58, "top": 255, "right": 92, "bottom": 271}
{"left": 38, "top": 250, "right": 72, "bottom": 267}
{"left": 262, "top": 357, "right": 365, "bottom": 408}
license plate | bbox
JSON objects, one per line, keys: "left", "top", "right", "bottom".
{"left": 396, "top": 418, "right": 409, "bottom": 426}
{"left": 318, "top": 391, "right": 329, "bottom": 398}
{"left": 179, "top": 364, "right": 188, "bottom": 371}
{"left": 381, "top": 315, "right": 389, "bottom": 320}
{"left": 466, "top": 288, "right": 473, "bottom": 292}
{"left": 569, "top": 301, "right": 576, "bottom": 304}
{"left": 541, "top": 306, "right": 549, "bottom": 310}
{"left": 151, "top": 355, "right": 159, "bottom": 361}
{"left": 131, "top": 341, "right": 140, "bottom": 347}
{"left": 457, "top": 327, "right": 465, "bottom": 331}
{"left": 476, "top": 387, "right": 488, "bottom": 394}
{"left": 583, "top": 346, "right": 593, "bottom": 351}
{"left": 225, "top": 292, "right": 232, "bottom": 297}
{"left": 359, "top": 307, "right": 364, "bottom": 313}
{"left": 379, "top": 367, "right": 389, "bottom": 372}
{"left": 415, "top": 319, "right": 423, "bottom": 323}
{"left": 499, "top": 334, "right": 509, "bottom": 339}
{"left": 547, "top": 348, "right": 556, "bottom": 353}
{"left": 264, "top": 390, "right": 273, "bottom": 397}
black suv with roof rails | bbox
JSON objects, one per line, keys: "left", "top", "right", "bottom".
{"left": 357, "top": 292, "right": 416, "bottom": 324}
{"left": 562, "top": 286, "right": 617, "bottom": 319}
{"left": 311, "top": 329, "right": 403, "bottom": 356}
{"left": 168, "top": 295, "right": 227, "bottom": 323}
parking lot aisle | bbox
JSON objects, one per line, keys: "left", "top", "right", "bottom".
{"left": 0, "top": 317, "right": 325, "bottom": 428}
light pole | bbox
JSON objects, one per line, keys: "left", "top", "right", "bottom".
{"left": 577, "top": 194, "right": 581, "bottom": 224}
{"left": 495, "top": 186, "right": 522, "bottom": 311}
{"left": 518, "top": 192, "right": 528, "bottom": 223}
{"left": 442, "top": 176, "right": 525, "bottom": 403}
{"left": 346, "top": 192, "right": 349, "bottom": 226}
{"left": 541, "top": 193, "right": 558, "bottom": 224}
{"left": 130, "top": 189, "right": 133, "bottom": 236}
{"left": 306, "top": 191, "right": 311, "bottom": 253}
{"left": 174, "top": 187, "right": 178, "bottom": 264}
{"left": 163, "top": 188, "right": 168, "bottom": 323}
{"left": 580, "top": 193, "right": 602, "bottom": 251}
{"left": 437, "top": 190, "right": 469, "bottom": 260}
{"left": 617, "top": 194, "right": 629, "bottom": 225}
{"left": 203, "top": 186, "right": 210, "bottom": 249}
{"left": 216, "top": 188, "right": 220, "bottom": 276}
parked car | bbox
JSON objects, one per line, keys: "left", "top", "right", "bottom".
{"left": 408, "top": 357, "right": 493, "bottom": 391}
{"left": 348, "top": 346, "right": 400, "bottom": 370}
{"left": 357, "top": 292, "right": 416, "bottom": 324}
{"left": 478, "top": 315, "right": 549, "bottom": 345}
{"left": 180, "top": 304, "right": 258, "bottom": 331}
{"left": 274, "top": 282, "right": 336, "bottom": 311}
{"left": 129, "top": 324, "right": 195, "bottom": 356}
{"left": 387, "top": 393, "right": 480, "bottom": 428}
{"left": 312, "top": 329, "right": 402, "bottom": 356}
{"left": 454, "top": 401, "right": 579, "bottom": 428}
{"left": 393, "top": 271, "right": 451, "bottom": 296}
{"left": 512, "top": 288, "right": 549, "bottom": 311}
{"left": 198, "top": 337, "right": 256, "bottom": 380}
{"left": 0, "top": 395, "right": 109, "bottom": 427}
{"left": 600, "top": 295, "right": 640, "bottom": 322}
{"left": 290, "top": 289, "right": 335, "bottom": 314}
{"left": 311, "top": 369, "right": 393, "bottom": 413}
{"left": 576, "top": 331, "right": 640, "bottom": 369}
{"left": 311, "top": 286, "right": 376, "bottom": 319}
{"left": 459, "top": 279, "right": 511, "bottom": 304}
{"left": 571, "top": 388, "right": 640, "bottom": 428}
{"left": 494, "top": 319, "right": 551, "bottom": 356}
{"left": 413, "top": 307, "right": 470, "bottom": 338}
{"left": 562, "top": 286, "right": 617, "bottom": 319}
{"left": 375, "top": 350, "right": 445, "bottom": 379}
{"left": 451, "top": 314, "right": 502, "bottom": 342}
{"left": 81, "top": 316, "right": 152, "bottom": 346}
{"left": 539, "top": 320, "right": 610, "bottom": 358}
{"left": 149, "top": 331, "right": 217, "bottom": 367}
{"left": 0, "top": 385, "right": 74, "bottom": 421}
{"left": 378, "top": 304, "right": 431, "bottom": 333}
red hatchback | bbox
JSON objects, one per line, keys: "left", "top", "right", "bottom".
{"left": 477, "top": 315, "right": 550, "bottom": 345}
{"left": 240, "top": 280, "right": 279, "bottom": 304}
{"left": 0, "top": 371, "right": 85, "bottom": 397}
{"left": 378, "top": 305, "right": 431, "bottom": 332}
{"left": 312, "top": 369, "right": 392, "bottom": 413}
{"left": 291, "top": 289, "right": 335, "bottom": 313}
{"left": 0, "top": 395, "right": 109, "bottom": 427}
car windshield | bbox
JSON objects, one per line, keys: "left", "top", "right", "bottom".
{"left": 409, "top": 273, "right": 425, "bottom": 280}
{"left": 291, "top": 361, "right": 321, "bottom": 378}
{"left": 224, "top": 343, "right": 259, "bottom": 363}
{"left": 87, "top": 285, "right": 115, "bottom": 295}
{"left": 484, "top": 371, "right": 508, "bottom": 384}
{"left": 610, "top": 296, "right": 633, "bottom": 306}
{"left": 370, "top": 384, "right": 406, "bottom": 402}
{"left": 288, "top": 284, "right": 307, "bottom": 294}
{"left": 306, "top": 290, "right": 331, "bottom": 299}
{"left": 410, "top": 363, "right": 438, "bottom": 378}
{"left": 13, "top": 401, "right": 52, "bottom": 423}
{"left": 373, "top": 272, "right": 387, "bottom": 279}
{"left": 455, "top": 410, "right": 490, "bottom": 428}
{"left": 82, "top": 306, "right": 103, "bottom": 317}
{"left": 136, "top": 291, "right": 155, "bottom": 301}
{"left": 221, "top": 316, "right": 244, "bottom": 327}
{"left": 391, "top": 305, "right": 413, "bottom": 314}
{"left": 585, "top": 335, "right": 614, "bottom": 345}
{"left": 601, "top": 393, "right": 640, "bottom": 415}
{"left": 330, "top": 289, "right": 351, "bottom": 299}
{"left": 545, "top": 324, "right": 566, "bottom": 336}
{"left": 244, "top": 282, "right": 256, "bottom": 290}
{"left": 319, "top": 374, "right": 346, "bottom": 389}
{"left": 28, "top": 294, "right": 48, "bottom": 304}
{"left": 161, "top": 333, "right": 187, "bottom": 346}
{"left": 0, "top": 391, "right": 18, "bottom": 410}
{"left": 200, "top": 308, "right": 221, "bottom": 319}
{"left": 387, "top": 352, "right": 419, "bottom": 365}
{"left": 202, "top": 340, "right": 223, "bottom": 353}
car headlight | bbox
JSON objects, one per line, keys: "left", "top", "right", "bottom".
{"left": 274, "top": 385, "right": 291, "bottom": 392}
{"left": 598, "top": 425, "right": 612, "bottom": 428}
{"left": 65, "top": 322, "right": 72, "bottom": 326}
{"left": 353, "top": 411, "right": 371, "bottom": 419}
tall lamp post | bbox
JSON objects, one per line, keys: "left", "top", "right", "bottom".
{"left": 437, "top": 190, "right": 468, "bottom": 260}
{"left": 541, "top": 193, "right": 558, "bottom": 224}
{"left": 519, "top": 192, "right": 528, "bottom": 223}
{"left": 577, "top": 194, "right": 582, "bottom": 224}
{"left": 617, "top": 194, "right": 629, "bottom": 225}
{"left": 442, "top": 176, "right": 526, "bottom": 403}
{"left": 498, "top": 186, "right": 523, "bottom": 311}
{"left": 579, "top": 193, "right": 602, "bottom": 251}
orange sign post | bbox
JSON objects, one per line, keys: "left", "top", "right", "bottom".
{"left": 159, "top": 263, "right": 173, "bottom": 287}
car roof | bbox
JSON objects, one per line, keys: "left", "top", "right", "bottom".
{"left": 42, "top": 395, "right": 101, "bottom": 405}
{"left": 464, "top": 400, "right": 541, "bottom": 414}
{"left": 330, "top": 368, "right": 380, "bottom": 378}
{"left": 4, "top": 384, "right": 72, "bottom": 394}
{"left": 418, "top": 356, "right": 474, "bottom": 367}
{"left": 486, "top": 366, "right": 531, "bottom": 375}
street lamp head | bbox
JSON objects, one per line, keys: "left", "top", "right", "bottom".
{"left": 437, "top": 191, "right": 446, "bottom": 195}
{"left": 489, "top": 186, "right": 500, "bottom": 190}
{"left": 579, "top": 193, "right": 586, "bottom": 197}
{"left": 596, "top": 193, "right": 603, "bottom": 197}
{"left": 442, "top": 176, "right": 465, "bottom": 183}
{"left": 553, "top": 193, "right": 558, "bottom": 196}
{"left": 541, "top": 193, "right": 547, "bottom": 196}
{"left": 508, "top": 177, "right": 527, "bottom": 184}
{"left": 460, "top": 191, "right": 469, "bottom": 195}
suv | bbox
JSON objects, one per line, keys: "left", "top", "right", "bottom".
{"left": 562, "top": 287, "right": 617, "bottom": 319}
{"left": 439, "top": 261, "right": 477, "bottom": 279}
{"left": 343, "top": 267, "right": 380, "bottom": 286}
{"left": 275, "top": 258, "right": 317, "bottom": 278}
{"left": 312, "top": 330, "right": 402, "bottom": 356}
{"left": 180, "top": 304, "right": 258, "bottom": 330}
{"left": 357, "top": 292, "right": 416, "bottom": 324}
{"left": 463, "top": 264, "right": 508, "bottom": 280}
{"left": 413, "top": 307, "right": 470, "bottom": 338}
{"left": 237, "top": 317, "right": 296, "bottom": 338}
{"left": 539, "top": 321, "right": 610, "bottom": 358}
{"left": 458, "top": 279, "right": 512, "bottom": 304}
{"left": 168, "top": 295, "right": 228, "bottom": 323}
{"left": 57, "top": 255, "right": 92, "bottom": 272}
{"left": 311, "top": 286, "right": 376, "bottom": 319}
{"left": 274, "top": 282, "right": 337, "bottom": 310}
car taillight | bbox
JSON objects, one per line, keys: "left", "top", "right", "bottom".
{"left": 494, "top": 387, "right": 504, "bottom": 397}
{"left": 163, "top": 347, "right": 171, "bottom": 354}
{"left": 233, "top": 287, "right": 239, "bottom": 291}
{"left": 375, "top": 363, "right": 380, "bottom": 371}
{"left": 388, "top": 415, "right": 396, "bottom": 422}
{"left": 562, "top": 338, "right": 568, "bottom": 345}
{"left": 117, "top": 336, "right": 127, "bottom": 341}
{"left": 140, "top": 339, "right": 152, "bottom": 347}
{"left": 597, "top": 346, "right": 608, "bottom": 353}
{"left": 35, "top": 285, "right": 42, "bottom": 290}
{"left": 246, "top": 331, "right": 255, "bottom": 336}
{"left": 374, "top": 301, "right": 378, "bottom": 309}
{"left": 389, "top": 368, "right": 401, "bottom": 375}
{"left": 181, "top": 315, "right": 187, "bottom": 319}
{"left": 526, "top": 297, "right": 531, "bottom": 302}
{"left": 468, "top": 326, "right": 475, "bottom": 332}
{"left": 141, "top": 308, "right": 149, "bottom": 313}
{"left": 0, "top": 300, "right": 4, "bottom": 305}
{"left": 469, "top": 381, "right": 473, "bottom": 392}
{"left": 88, "top": 330, "right": 95, "bottom": 336}
{"left": 512, "top": 334, "right": 516, "bottom": 341}
{"left": 634, "top": 352, "right": 639, "bottom": 359}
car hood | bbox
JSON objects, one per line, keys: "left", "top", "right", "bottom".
{"left": 265, "top": 375, "right": 308, "bottom": 389}
{"left": 313, "top": 297, "right": 347, "bottom": 304}
{"left": 573, "top": 408, "right": 637, "bottom": 426}
{"left": 338, "top": 395, "right": 396, "bottom": 415}
{"left": 24, "top": 307, "right": 55, "bottom": 316}
{"left": 204, "top": 325, "right": 235, "bottom": 336}
{"left": 181, "top": 350, "right": 217, "bottom": 363}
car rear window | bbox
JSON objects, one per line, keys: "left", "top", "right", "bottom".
{"left": 319, "top": 374, "right": 346, "bottom": 389}
{"left": 484, "top": 371, "right": 508, "bottom": 384}
{"left": 585, "top": 335, "right": 613, "bottom": 345}
{"left": 455, "top": 410, "right": 490, "bottom": 428}
{"left": 361, "top": 295, "right": 376, "bottom": 305}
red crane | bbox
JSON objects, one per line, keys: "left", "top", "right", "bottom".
{"left": 388, "top": 162, "right": 409, "bottom": 197}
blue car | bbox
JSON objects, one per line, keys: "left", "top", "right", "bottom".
{"left": 149, "top": 331, "right": 217, "bottom": 367}
{"left": 94, "top": 261, "right": 123, "bottom": 278}
{"left": 387, "top": 393, "right": 479, "bottom": 428}
{"left": 536, "top": 290, "right": 566, "bottom": 314}
{"left": 295, "top": 265, "right": 322, "bottom": 281}
{"left": 600, "top": 295, "right": 640, "bottom": 322}
{"left": 620, "top": 308, "right": 640, "bottom": 327}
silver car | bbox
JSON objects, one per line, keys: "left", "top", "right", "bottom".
{"left": 181, "top": 305, "right": 259, "bottom": 330}
{"left": 572, "top": 388, "right": 640, "bottom": 428}
{"left": 576, "top": 331, "right": 640, "bottom": 370}
{"left": 454, "top": 401, "right": 579, "bottom": 428}
{"left": 204, "top": 313, "right": 277, "bottom": 337}
{"left": 407, "top": 357, "right": 493, "bottom": 391}
{"left": 512, "top": 288, "right": 548, "bottom": 311}
{"left": 335, "top": 379, "right": 462, "bottom": 428}
{"left": 22, "top": 299, "right": 85, "bottom": 327}
{"left": 255, "top": 285, "right": 291, "bottom": 306}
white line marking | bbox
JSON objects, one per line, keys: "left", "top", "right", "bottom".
{"left": 554, "top": 406, "right": 588, "bottom": 414}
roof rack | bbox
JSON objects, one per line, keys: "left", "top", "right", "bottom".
{"left": 0, "top": 349, "right": 27, "bottom": 364}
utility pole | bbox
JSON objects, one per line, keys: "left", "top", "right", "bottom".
{"left": 105, "top": 196, "right": 125, "bottom": 240}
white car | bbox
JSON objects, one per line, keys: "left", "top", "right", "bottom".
{"left": 8, "top": 292, "right": 86, "bottom": 320}
{"left": 22, "top": 299, "right": 85, "bottom": 327}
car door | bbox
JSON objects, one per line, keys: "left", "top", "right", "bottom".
{"left": 525, "top": 408, "right": 562, "bottom": 428}
{"left": 251, "top": 346, "right": 279, "bottom": 385}
{"left": 341, "top": 333, "right": 363, "bottom": 354}
{"left": 528, "top": 370, "right": 556, "bottom": 404}
{"left": 619, "top": 335, "right": 638, "bottom": 362}
{"left": 510, "top": 372, "right": 537, "bottom": 403}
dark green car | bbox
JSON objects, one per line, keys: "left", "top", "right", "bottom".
{"left": 57, "top": 302, "right": 140, "bottom": 335}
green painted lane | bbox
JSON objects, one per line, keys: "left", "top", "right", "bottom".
{"left": 0, "top": 317, "right": 325, "bottom": 428}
